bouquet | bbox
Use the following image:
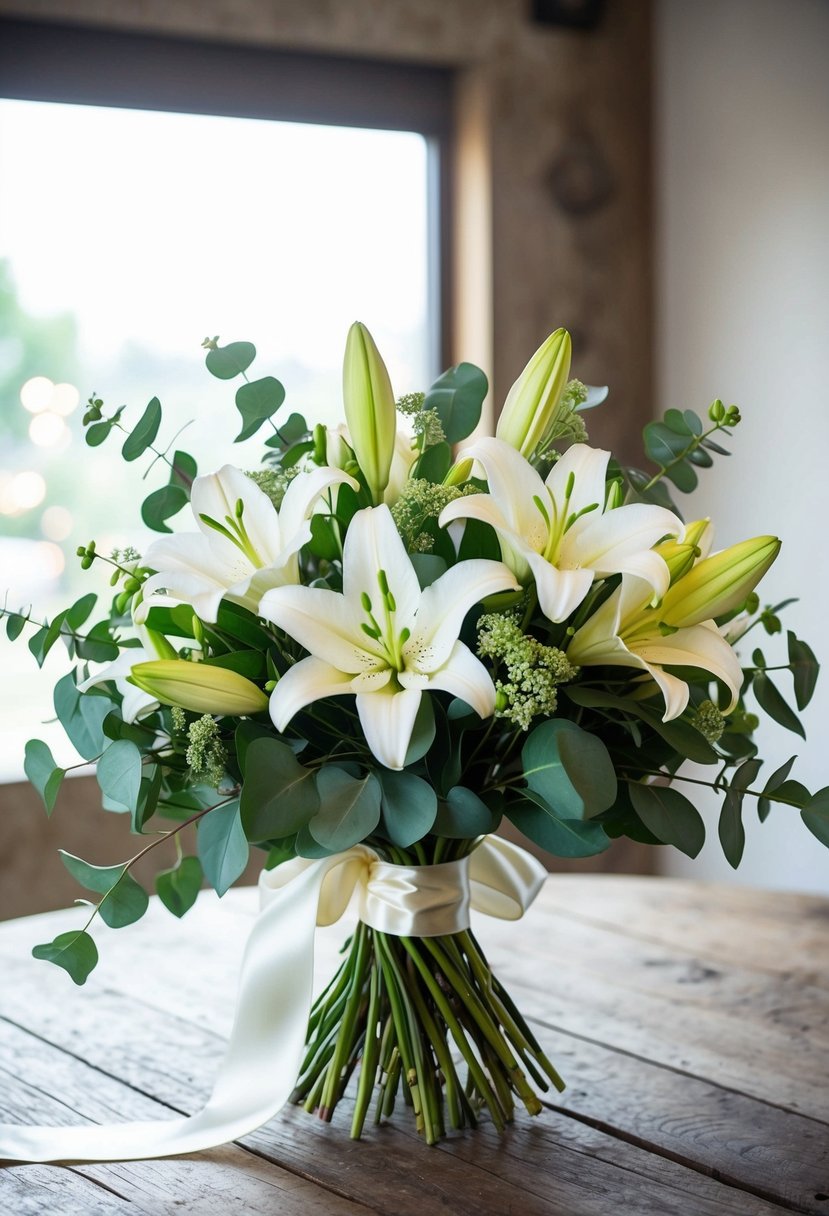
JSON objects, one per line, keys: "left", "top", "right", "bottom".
{"left": 3, "top": 322, "right": 825, "bottom": 1153}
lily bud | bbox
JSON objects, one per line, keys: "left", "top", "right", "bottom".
{"left": 654, "top": 519, "right": 713, "bottom": 586}
{"left": 128, "top": 660, "right": 268, "bottom": 716}
{"left": 443, "top": 456, "right": 474, "bottom": 487}
{"left": 343, "top": 322, "right": 396, "bottom": 505}
{"left": 660, "top": 535, "right": 781, "bottom": 628}
{"left": 495, "top": 328, "right": 571, "bottom": 458}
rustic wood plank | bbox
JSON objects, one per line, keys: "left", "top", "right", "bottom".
{"left": 0, "top": 1165, "right": 132, "bottom": 1216}
{"left": 538, "top": 876, "right": 829, "bottom": 987}
{"left": 2, "top": 882, "right": 827, "bottom": 1213}
{"left": 0, "top": 1020, "right": 376, "bottom": 1216}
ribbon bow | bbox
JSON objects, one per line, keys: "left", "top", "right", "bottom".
{"left": 0, "top": 835, "right": 546, "bottom": 1164}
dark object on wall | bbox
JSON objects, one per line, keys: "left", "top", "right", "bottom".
{"left": 547, "top": 132, "right": 614, "bottom": 215}
{"left": 532, "top": 0, "right": 606, "bottom": 30}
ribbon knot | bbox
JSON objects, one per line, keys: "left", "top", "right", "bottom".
{"left": 0, "top": 835, "right": 546, "bottom": 1165}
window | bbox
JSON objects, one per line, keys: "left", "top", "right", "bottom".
{"left": 0, "top": 19, "right": 452, "bottom": 778}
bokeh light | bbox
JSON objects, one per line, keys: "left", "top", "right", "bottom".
{"left": 20, "top": 375, "right": 54, "bottom": 413}
{"left": 41, "top": 504, "right": 74, "bottom": 541}
{"left": 29, "top": 411, "right": 68, "bottom": 447}
{"left": 0, "top": 469, "right": 47, "bottom": 514}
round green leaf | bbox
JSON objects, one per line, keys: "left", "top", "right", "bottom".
{"left": 53, "top": 674, "right": 114, "bottom": 760}
{"left": 508, "top": 793, "right": 611, "bottom": 858}
{"left": 424, "top": 362, "right": 487, "bottom": 443}
{"left": 205, "top": 340, "right": 256, "bottom": 380}
{"left": 198, "top": 799, "right": 249, "bottom": 897}
{"left": 141, "top": 483, "right": 189, "bottom": 533}
{"left": 156, "top": 856, "right": 203, "bottom": 918}
{"left": 32, "top": 930, "right": 98, "bottom": 985}
{"left": 629, "top": 782, "right": 705, "bottom": 859}
{"left": 240, "top": 737, "right": 320, "bottom": 841}
{"left": 235, "top": 376, "right": 285, "bottom": 441}
{"left": 96, "top": 739, "right": 143, "bottom": 814}
{"left": 308, "top": 768, "right": 381, "bottom": 851}
{"left": 379, "top": 770, "right": 437, "bottom": 847}
{"left": 433, "top": 785, "right": 500, "bottom": 839}
{"left": 24, "top": 739, "right": 65, "bottom": 815}
{"left": 522, "top": 719, "right": 617, "bottom": 820}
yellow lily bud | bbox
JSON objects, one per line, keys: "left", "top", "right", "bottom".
{"left": 443, "top": 456, "right": 474, "bottom": 487}
{"left": 660, "top": 535, "right": 781, "bottom": 628}
{"left": 654, "top": 520, "right": 712, "bottom": 586}
{"left": 495, "top": 328, "right": 572, "bottom": 458}
{"left": 128, "top": 660, "right": 268, "bottom": 716}
{"left": 343, "top": 321, "right": 396, "bottom": 505}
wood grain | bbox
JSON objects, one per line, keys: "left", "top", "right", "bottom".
{"left": 1, "top": 877, "right": 827, "bottom": 1214}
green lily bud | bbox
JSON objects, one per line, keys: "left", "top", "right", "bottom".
{"left": 660, "top": 535, "right": 781, "bottom": 628}
{"left": 343, "top": 322, "right": 396, "bottom": 505}
{"left": 655, "top": 519, "right": 712, "bottom": 585}
{"left": 128, "top": 660, "right": 268, "bottom": 716}
{"left": 495, "top": 328, "right": 572, "bottom": 458}
{"left": 443, "top": 456, "right": 474, "bottom": 487}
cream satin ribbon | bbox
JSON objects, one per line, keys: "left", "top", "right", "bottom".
{"left": 0, "top": 834, "right": 546, "bottom": 1164}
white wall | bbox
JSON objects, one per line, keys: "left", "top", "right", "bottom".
{"left": 655, "top": 0, "right": 829, "bottom": 893}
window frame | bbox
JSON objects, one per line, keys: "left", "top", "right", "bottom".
{"left": 0, "top": 15, "right": 454, "bottom": 370}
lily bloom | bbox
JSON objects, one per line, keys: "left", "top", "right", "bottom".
{"left": 140, "top": 463, "right": 356, "bottom": 624}
{"left": 439, "top": 437, "right": 682, "bottom": 622}
{"left": 566, "top": 574, "right": 744, "bottom": 720}
{"left": 260, "top": 504, "right": 519, "bottom": 769}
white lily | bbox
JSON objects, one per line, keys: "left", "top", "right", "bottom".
{"left": 140, "top": 463, "right": 356, "bottom": 624}
{"left": 439, "top": 437, "right": 683, "bottom": 623}
{"left": 566, "top": 574, "right": 743, "bottom": 721}
{"left": 260, "top": 504, "right": 519, "bottom": 769}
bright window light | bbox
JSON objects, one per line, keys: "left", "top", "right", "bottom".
{"left": 0, "top": 98, "right": 434, "bottom": 779}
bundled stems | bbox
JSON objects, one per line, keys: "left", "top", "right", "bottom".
{"left": 291, "top": 915, "right": 564, "bottom": 1145}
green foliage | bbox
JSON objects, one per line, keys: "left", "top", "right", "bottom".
{"left": 522, "top": 719, "right": 617, "bottom": 821}
{"left": 507, "top": 793, "right": 611, "bottom": 858}
{"left": 121, "top": 397, "right": 162, "bottom": 461}
{"left": 141, "top": 482, "right": 189, "bottom": 533}
{"left": 204, "top": 339, "right": 256, "bottom": 380}
{"left": 802, "top": 788, "right": 829, "bottom": 848}
{"left": 433, "top": 786, "right": 499, "bottom": 839}
{"left": 235, "top": 376, "right": 286, "bottom": 441}
{"left": 198, "top": 799, "right": 248, "bottom": 896}
{"left": 23, "top": 740, "right": 65, "bottom": 815}
{"left": 59, "top": 851, "right": 149, "bottom": 928}
{"left": 156, "top": 856, "right": 203, "bottom": 918}
{"left": 96, "top": 740, "right": 143, "bottom": 814}
{"left": 32, "top": 931, "right": 98, "bottom": 986}
{"left": 628, "top": 783, "right": 705, "bottom": 859}
{"left": 423, "top": 362, "right": 487, "bottom": 444}
{"left": 378, "top": 770, "right": 438, "bottom": 847}
{"left": 240, "top": 737, "right": 319, "bottom": 840}
{"left": 309, "top": 768, "right": 382, "bottom": 851}
{"left": 54, "top": 674, "right": 114, "bottom": 760}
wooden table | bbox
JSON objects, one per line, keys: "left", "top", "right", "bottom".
{"left": 1, "top": 876, "right": 827, "bottom": 1215}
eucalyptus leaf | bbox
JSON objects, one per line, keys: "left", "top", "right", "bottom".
{"left": 522, "top": 719, "right": 617, "bottom": 820}
{"left": 32, "top": 930, "right": 98, "bottom": 985}
{"left": 629, "top": 783, "right": 705, "bottom": 858}
{"left": 403, "top": 695, "right": 436, "bottom": 766}
{"left": 198, "top": 799, "right": 248, "bottom": 896}
{"left": 141, "top": 483, "right": 189, "bottom": 533}
{"left": 414, "top": 441, "right": 451, "bottom": 483}
{"left": 235, "top": 376, "right": 285, "bottom": 441}
{"left": 718, "top": 788, "right": 746, "bottom": 868}
{"left": 59, "top": 851, "right": 149, "bottom": 928}
{"left": 96, "top": 739, "right": 143, "bottom": 814}
{"left": 424, "top": 362, "right": 487, "bottom": 443}
{"left": 508, "top": 792, "right": 611, "bottom": 858}
{"left": 801, "top": 788, "right": 829, "bottom": 848}
{"left": 121, "top": 397, "right": 162, "bottom": 461}
{"left": 433, "top": 785, "right": 499, "bottom": 839}
{"left": 752, "top": 671, "right": 805, "bottom": 738}
{"left": 240, "top": 737, "right": 319, "bottom": 840}
{"left": 205, "top": 340, "right": 256, "bottom": 380}
{"left": 23, "top": 739, "right": 64, "bottom": 815}
{"left": 309, "top": 768, "right": 381, "bottom": 851}
{"left": 54, "top": 675, "right": 114, "bottom": 760}
{"left": 156, "top": 856, "right": 203, "bottom": 918}
{"left": 787, "top": 631, "right": 819, "bottom": 710}
{"left": 379, "top": 769, "right": 438, "bottom": 847}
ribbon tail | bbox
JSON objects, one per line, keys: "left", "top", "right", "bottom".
{"left": 0, "top": 856, "right": 338, "bottom": 1164}
{"left": 469, "top": 835, "right": 547, "bottom": 920}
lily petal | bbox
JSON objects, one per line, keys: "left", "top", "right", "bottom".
{"left": 438, "top": 493, "right": 534, "bottom": 581}
{"left": 342, "top": 503, "right": 421, "bottom": 633}
{"left": 406, "top": 559, "right": 519, "bottom": 671}
{"left": 191, "top": 465, "right": 277, "bottom": 564}
{"left": 563, "top": 502, "right": 681, "bottom": 591}
{"left": 632, "top": 621, "right": 742, "bottom": 712}
{"left": 269, "top": 657, "right": 356, "bottom": 731}
{"left": 426, "top": 641, "right": 496, "bottom": 718}
{"left": 546, "top": 443, "right": 610, "bottom": 519}
{"left": 525, "top": 550, "right": 593, "bottom": 623}
{"left": 277, "top": 465, "right": 358, "bottom": 549}
{"left": 260, "top": 584, "right": 383, "bottom": 673}
{"left": 458, "top": 437, "right": 549, "bottom": 545}
{"left": 356, "top": 685, "right": 422, "bottom": 770}
{"left": 641, "top": 663, "right": 692, "bottom": 721}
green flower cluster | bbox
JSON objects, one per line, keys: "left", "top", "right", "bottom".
{"left": 692, "top": 699, "right": 727, "bottom": 743}
{"left": 246, "top": 466, "right": 298, "bottom": 509}
{"left": 541, "top": 378, "right": 589, "bottom": 448}
{"left": 185, "top": 713, "right": 228, "bottom": 787}
{"left": 396, "top": 391, "right": 445, "bottom": 448}
{"left": 392, "top": 478, "right": 477, "bottom": 553}
{"left": 477, "top": 611, "right": 578, "bottom": 730}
